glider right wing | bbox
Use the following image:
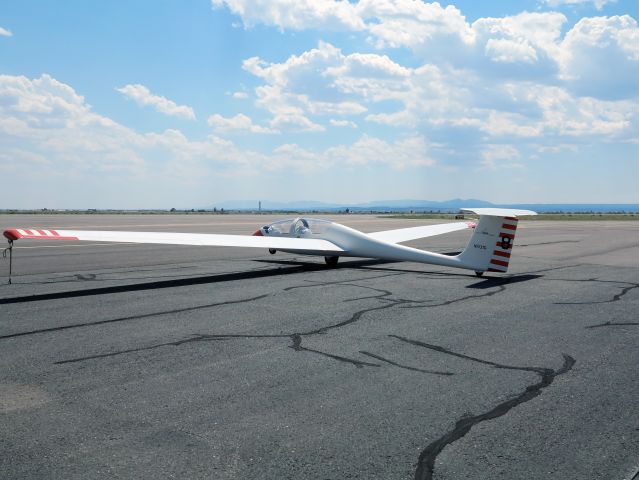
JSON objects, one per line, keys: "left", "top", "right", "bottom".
{"left": 367, "top": 221, "right": 475, "bottom": 245}
{"left": 2, "top": 228, "right": 344, "bottom": 252}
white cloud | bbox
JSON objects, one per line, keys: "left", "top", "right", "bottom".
{"left": 0, "top": 73, "right": 436, "bottom": 185}
{"left": 232, "top": 91, "right": 248, "bottom": 99}
{"left": 243, "top": 42, "right": 369, "bottom": 131}
{"left": 325, "top": 52, "right": 411, "bottom": 78}
{"left": 211, "top": 0, "right": 364, "bottom": 30}
{"left": 358, "top": 0, "right": 475, "bottom": 49}
{"left": 485, "top": 38, "right": 538, "bottom": 64}
{"left": 542, "top": 0, "right": 617, "bottom": 10}
{"left": 472, "top": 12, "right": 566, "bottom": 69}
{"left": 0, "top": 74, "right": 147, "bottom": 173}
{"left": 270, "top": 112, "right": 325, "bottom": 132}
{"left": 242, "top": 36, "right": 638, "bottom": 146}
{"left": 268, "top": 134, "right": 435, "bottom": 171}
{"left": 329, "top": 119, "right": 357, "bottom": 128}
{"left": 0, "top": 26, "right": 12, "bottom": 37}
{"left": 208, "top": 113, "right": 277, "bottom": 134}
{"left": 326, "top": 134, "right": 435, "bottom": 168}
{"left": 480, "top": 144, "right": 523, "bottom": 169}
{"left": 559, "top": 15, "right": 639, "bottom": 98}
{"left": 116, "top": 84, "right": 196, "bottom": 120}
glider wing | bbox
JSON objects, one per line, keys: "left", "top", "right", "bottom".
{"left": 367, "top": 222, "right": 474, "bottom": 244}
{"left": 2, "top": 228, "right": 344, "bottom": 252}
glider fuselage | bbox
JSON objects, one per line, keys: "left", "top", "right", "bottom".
{"left": 257, "top": 218, "right": 466, "bottom": 269}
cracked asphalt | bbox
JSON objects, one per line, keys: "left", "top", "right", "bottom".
{"left": 1, "top": 214, "right": 638, "bottom": 480}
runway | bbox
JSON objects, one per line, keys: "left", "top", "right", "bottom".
{"left": 1, "top": 214, "right": 638, "bottom": 480}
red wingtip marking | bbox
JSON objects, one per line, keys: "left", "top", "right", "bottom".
{"left": 252, "top": 229, "right": 263, "bottom": 236}
{"left": 3, "top": 229, "right": 21, "bottom": 241}
{"left": 3, "top": 229, "right": 78, "bottom": 241}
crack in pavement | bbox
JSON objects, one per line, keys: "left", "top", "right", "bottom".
{"left": 52, "top": 281, "right": 428, "bottom": 366}
{"left": 53, "top": 283, "right": 405, "bottom": 365}
{"left": 54, "top": 336, "right": 233, "bottom": 364}
{"left": 552, "top": 279, "right": 639, "bottom": 305}
{"left": 359, "top": 351, "right": 454, "bottom": 376}
{"left": 0, "top": 263, "right": 328, "bottom": 304}
{"left": 585, "top": 321, "right": 639, "bottom": 329}
{"left": 400, "top": 286, "right": 506, "bottom": 309}
{"left": 390, "top": 335, "right": 575, "bottom": 480}
{"left": 0, "top": 294, "right": 271, "bottom": 340}
{"left": 520, "top": 264, "right": 583, "bottom": 275}
{"left": 51, "top": 276, "right": 511, "bottom": 368}
{"left": 290, "top": 334, "right": 381, "bottom": 368}
{"left": 516, "top": 240, "right": 580, "bottom": 247}
{"left": 282, "top": 272, "right": 404, "bottom": 292}
{"left": 10, "top": 261, "right": 586, "bottom": 477}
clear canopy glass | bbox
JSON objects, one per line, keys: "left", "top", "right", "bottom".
{"left": 262, "top": 218, "right": 332, "bottom": 236}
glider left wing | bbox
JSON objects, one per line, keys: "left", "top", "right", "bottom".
{"left": 367, "top": 221, "right": 474, "bottom": 245}
{"left": 2, "top": 228, "right": 344, "bottom": 252}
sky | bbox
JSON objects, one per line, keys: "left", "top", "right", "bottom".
{"left": 0, "top": 0, "right": 638, "bottom": 209}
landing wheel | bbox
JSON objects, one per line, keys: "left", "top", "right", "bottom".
{"left": 269, "top": 249, "right": 276, "bottom": 255}
{"left": 324, "top": 256, "right": 339, "bottom": 267}
{"left": 475, "top": 271, "right": 484, "bottom": 277}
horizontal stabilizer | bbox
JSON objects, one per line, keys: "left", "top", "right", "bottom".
{"left": 460, "top": 208, "right": 537, "bottom": 217}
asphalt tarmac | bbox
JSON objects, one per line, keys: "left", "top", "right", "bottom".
{"left": 1, "top": 214, "right": 638, "bottom": 480}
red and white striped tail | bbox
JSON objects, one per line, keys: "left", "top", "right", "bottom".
{"left": 3, "top": 228, "right": 79, "bottom": 241}
{"left": 457, "top": 208, "right": 536, "bottom": 274}
{"left": 487, "top": 217, "right": 518, "bottom": 273}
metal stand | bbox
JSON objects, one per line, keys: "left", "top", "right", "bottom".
{"left": 3, "top": 240, "right": 12, "bottom": 284}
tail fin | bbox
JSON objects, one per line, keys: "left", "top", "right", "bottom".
{"left": 457, "top": 208, "right": 537, "bottom": 273}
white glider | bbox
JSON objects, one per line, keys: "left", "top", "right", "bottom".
{"left": 3, "top": 208, "right": 536, "bottom": 277}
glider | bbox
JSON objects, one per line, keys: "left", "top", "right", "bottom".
{"left": 3, "top": 208, "right": 536, "bottom": 281}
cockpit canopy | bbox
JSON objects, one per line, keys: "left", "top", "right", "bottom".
{"left": 261, "top": 218, "right": 333, "bottom": 237}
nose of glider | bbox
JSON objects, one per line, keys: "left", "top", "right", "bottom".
{"left": 252, "top": 229, "right": 263, "bottom": 236}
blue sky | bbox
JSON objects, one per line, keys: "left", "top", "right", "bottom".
{"left": 1, "top": 0, "right": 638, "bottom": 208}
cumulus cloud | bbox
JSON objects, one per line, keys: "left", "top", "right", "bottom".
{"left": 0, "top": 74, "right": 147, "bottom": 173}
{"left": 266, "top": 134, "right": 434, "bottom": 171}
{"left": 207, "top": 113, "right": 277, "bottom": 133}
{"left": 473, "top": 12, "right": 566, "bottom": 68}
{"left": 242, "top": 42, "right": 371, "bottom": 131}
{"left": 0, "top": 26, "right": 12, "bottom": 37}
{"left": 326, "top": 134, "right": 435, "bottom": 168}
{"left": 542, "top": 0, "right": 617, "bottom": 10}
{"left": 329, "top": 119, "right": 357, "bottom": 128}
{"left": 480, "top": 144, "right": 523, "bottom": 169}
{"left": 211, "top": 0, "right": 364, "bottom": 30}
{"left": 559, "top": 15, "right": 639, "bottom": 99}
{"left": 117, "top": 84, "right": 196, "bottom": 120}
{"left": 269, "top": 113, "right": 325, "bottom": 132}
{"left": 358, "top": 0, "right": 475, "bottom": 49}
{"left": 484, "top": 38, "right": 539, "bottom": 64}
{"left": 234, "top": 7, "right": 639, "bottom": 147}
{"left": 0, "top": 73, "right": 435, "bottom": 186}
{"left": 213, "top": 2, "right": 567, "bottom": 71}
{"left": 0, "top": 75, "right": 265, "bottom": 177}
{"left": 5, "top": 1, "right": 639, "bottom": 194}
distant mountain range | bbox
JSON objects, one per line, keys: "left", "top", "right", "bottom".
{"left": 213, "top": 199, "right": 639, "bottom": 213}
